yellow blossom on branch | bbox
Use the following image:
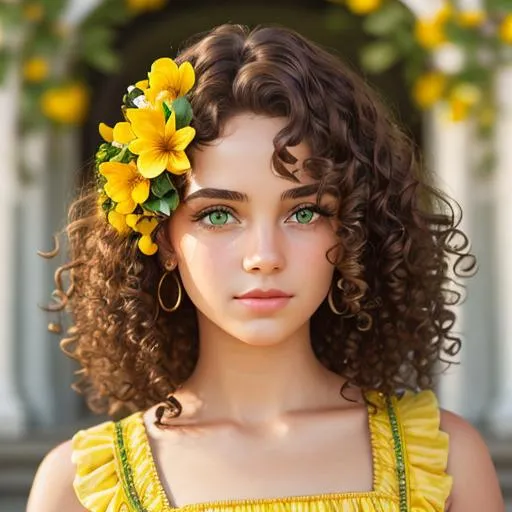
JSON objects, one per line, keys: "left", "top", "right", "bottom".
{"left": 99, "top": 161, "right": 151, "bottom": 214}
{"left": 448, "top": 83, "right": 482, "bottom": 122}
{"left": 345, "top": 0, "right": 382, "bottom": 15}
{"left": 415, "top": 18, "right": 447, "bottom": 49}
{"left": 40, "top": 83, "right": 89, "bottom": 125}
{"left": 127, "top": 108, "right": 195, "bottom": 178}
{"left": 457, "top": 10, "right": 486, "bottom": 28}
{"left": 500, "top": 15, "right": 512, "bottom": 44}
{"left": 23, "top": 3, "right": 44, "bottom": 22}
{"left": 23, "top": 57, "right": 49, "bottom": 83}
{"left": 413, "top": 72, "right": 446, "bottom": 109}
{"left": 126, "top": 0, "right": 168, "bottom": 14}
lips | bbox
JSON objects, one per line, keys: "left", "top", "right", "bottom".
{"left": 236, "top": 289, "right": 292, "bottom": 299}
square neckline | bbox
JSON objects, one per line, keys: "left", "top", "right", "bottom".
{"left": 129, "top": 391, "right": 393, "bottom": 510}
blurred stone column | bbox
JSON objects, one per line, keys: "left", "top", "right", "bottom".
{"left": 426, "top": 105, "right": 472, "bottom": 418}
{"left": 489, "top": 65, "right": 512, "bottom": 438}
{"left": 0, "top": 67, "right": 27, "bottom": 437}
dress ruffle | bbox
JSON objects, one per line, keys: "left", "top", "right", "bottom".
{"left": 368, "top": 390, "right": 452, "bottom": 511}
{"left": 72, "top": 420, "right": 129, "bottom": 512}
{"left": 397, "top": 390, "right": 453, "bottom": 511}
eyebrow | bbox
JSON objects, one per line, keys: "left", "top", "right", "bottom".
{"left": 184, "top": 183, "right": 320, "bottom": 203}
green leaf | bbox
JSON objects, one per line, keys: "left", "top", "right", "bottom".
{"left": 144, "top": 191, "right": 179, "bottom": 216}
{"left": 151, "top": 173, "right": 175, "bottom": 198}
{"left": 360, "top": 42, "right": 400, "bottom": 74}
{"left": 163, "top": 101, "right": 172, "bottom": 122}
{"left": 363, "top": 2, "right": 409, "bottom": 37}
{"left": 171, "top": 96, "right": 193, "bottom": 130}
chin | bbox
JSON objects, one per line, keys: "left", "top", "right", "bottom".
{"left": 229, "top": 321, "right": 304, "bottom": 348}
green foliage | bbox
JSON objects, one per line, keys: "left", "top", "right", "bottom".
{"left": 362, "top": 2, "right": 409, "bottom": 37}
{"left": 144, "top": 190, "right": 179, "bottom": 216}
{"left": 151, "top": 173, "right": 176, "bottom": 198}
{"left": 172, "top": 96, "right": 193, "bottom": 130}
{"left": 360, "top": 42, "right": 400, "bottom": 74}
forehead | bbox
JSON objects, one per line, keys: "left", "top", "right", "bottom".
{"left": 187, "top": 113, "right": 315, "bottom": 193}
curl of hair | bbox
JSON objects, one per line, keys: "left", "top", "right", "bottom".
{"left": 45, "top": 24, "right": 476, "bottom": 416}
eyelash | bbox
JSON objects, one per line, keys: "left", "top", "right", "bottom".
{"left": 191, "top": 203, "right": 335, "bottom": 230}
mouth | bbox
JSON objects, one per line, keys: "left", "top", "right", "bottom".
{"left": 234, "top": 289, "right": 293, "bottom": 313}
{"left": 235, "top": 289, "right": 293, "bottom": 299}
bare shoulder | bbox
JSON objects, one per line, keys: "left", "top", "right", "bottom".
{"left": 27, "top": 439, "right": 85, "bottom": 512}
{"left": 440, "top": 409, "right": 504, "bottom": 512}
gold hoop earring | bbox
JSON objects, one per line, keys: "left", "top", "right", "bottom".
{"left": 157, "top": 271, "right": 182, "bottom": 312}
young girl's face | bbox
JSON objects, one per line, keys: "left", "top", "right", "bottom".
{"left": 168, "top": 113, "right": 339, "bottom": 346}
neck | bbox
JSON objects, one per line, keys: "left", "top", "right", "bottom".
{"left": 181, "top": 315, "right": 345, "bottom": 426}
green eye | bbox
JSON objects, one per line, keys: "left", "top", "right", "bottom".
{"left": 294, "top": 208, "right": 315, "bottom": 224}
{"left": 208, "top": 210, "right": 230, "bottom": 225}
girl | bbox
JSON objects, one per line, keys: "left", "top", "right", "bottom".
{"left": 28, "top": 24, "right": 503, "bottom": 512}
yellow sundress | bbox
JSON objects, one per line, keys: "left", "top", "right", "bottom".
{"left": 71, "top": 390, "right": 452, "bottom": 512}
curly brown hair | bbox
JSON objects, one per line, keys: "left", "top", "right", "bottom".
{"left": 45, "top": 24, "right": 475, "bottom": 416}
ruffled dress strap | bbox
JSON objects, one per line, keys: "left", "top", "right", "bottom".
{"left": 367, "top": 389, "right": 453, "bottom": 512}
{"left": 72, "top": 411, "right": 170, "bottom": 512}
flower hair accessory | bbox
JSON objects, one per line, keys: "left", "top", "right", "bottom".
{"left": 95, "top": 57, "right": 196, "bottom": 255}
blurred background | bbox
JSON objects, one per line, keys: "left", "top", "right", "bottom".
{"left": 1, "top": 0, "right": 512, "bottom": 510}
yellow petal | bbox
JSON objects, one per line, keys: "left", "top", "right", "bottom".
{"left": 178, "top": 61, "right": 195, "bottom": 96}
{"left": 113, "top": 122, "right": 135, "bottom": 145}
{"left": 135, "top": 79, "right": 149, "bottom": 90}
{"left": 125, "top": 108, "right": 164, "bottom": 140}
{"left": 99, "top": 122, "right": 113, "bottom": 142}
{"left": 138, "top": 235, "right": 158, "bottom": 256}
{"left": 167, "top": 151, "right": 191, "bottom": 174}
{"left": 164, "top": 111, "right": 177, "bottom": 140}
{"left": 131, "top": 179, "right": 150, "bottom": 204}
{"left": 170, "top": 126, "right": 196, "bottom": 151}
{"left": 128, "top": 138, "right": 147, "bottom": 155}
{"left": 99, "top": 161, "right": 138, "bottom": 181}
{"left": 104, "top": 181, "right": 131, "bottom": 202}
{"left": 150, "top": 58, "right": 179, "bottom": 89}
{"left": 108, "top": 211, "right": 130, "bottom": 235}
{"left": 126, "top": 213, "right": 141, "bottom": 228}
{"left": 115, "top": 198, "right": 136, "bottom": 214}
{"left": 135, "top": 217, "right": 159, "bottom": 236}
{"left": 137, "top": 149, "right": 168, "bottom": 178}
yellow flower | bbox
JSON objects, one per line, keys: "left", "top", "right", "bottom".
{"left": 345, "top": 0, "right": 382, "bottom": 15}
{"left": 23, "top": 3, "right": 44, "bottom": 22}
{"left": 99, "top": 161, "right": 151, "bottom": 214}
{"left": 414, "top": 4, "right": 452, "bottom": 49}
{"left": 500, "top": 15, "right": 512, "bottom": 44}
{"left": 126, "top": 0, "right": 167, "bottom": 13}
{"left": 23, "top": 57, "right": 49, "bottom": 83}
{"left": 99, "top": 121, "right": 135, "bottom": 145}
{"left": 448, "top": 83, "right": 481, "bottom": 122}
{"left": 126, "top": 214, "right": 159, "bottom": 255}
{"left": 413, "top": 72, "right": 446, "bottom": 109}
{"left": 41, "top": 83, "right": 89, "bottom": 125}
{"left": 457, "top": 10, "right": 486, "bottom": 28}
{"left": 107, "top": 210, "right": 130, "bottom": 235}
{"left": 127, "top": 108, "right": 195, "bottom": 178}
{"left": 415, "top": 18, "right": 447, "bottom": 49}
{"left": 145, "top": 58, "right": 195, "bottom": 106}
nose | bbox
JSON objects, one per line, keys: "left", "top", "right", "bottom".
{"left": 242, "top": 223, "right": 285, "bottom": 274}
